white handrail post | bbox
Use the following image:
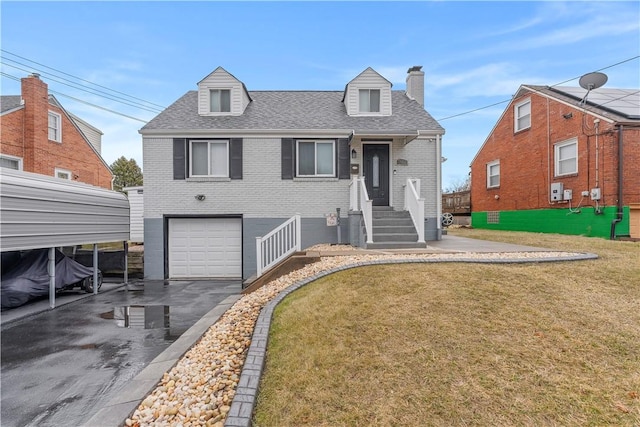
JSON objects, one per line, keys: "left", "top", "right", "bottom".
{"left": 406, "top": 178, "right": 425, "bottom": 243}
{"left": 359, "top": 177, "right": 373, "bottom": 244}
{"left": 256, "top": 236, "right": 263, "bottom": 277}
{"left": 349, "top": 177, "right": 359, "bottom": 211}
{"left": 295, "top": 213, "right": 301, "bottom": 251}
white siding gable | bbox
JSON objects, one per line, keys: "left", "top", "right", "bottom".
{"left": 197, "top": 67, "right": 250, "bottom": 116}
{"left": 344, "top": 67, "right": 392, "bottom": 116}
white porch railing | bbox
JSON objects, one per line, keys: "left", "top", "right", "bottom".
{"left": 405, "top": 178, "right": 425, "bottom": 243}
{"left": 256, "top": 214, "right": 301, "bottom": 278}
{"left": 357, "top": 177, "right": 374, "bottom": 244}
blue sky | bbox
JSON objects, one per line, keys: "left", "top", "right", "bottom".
{"left": 1, "top": 1, "right": 638, "bottom": 190}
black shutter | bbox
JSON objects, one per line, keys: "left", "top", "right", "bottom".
{"left": 337, "top": 138, "right": 350, "bottom": 179}
{"left": 281, "top": 138, "right": 294, "bottom": 179}
{"left": 173, "top": 138, "right": 187, "bottom": 180}
{"left": 229, "top": 138, "right": 243, "bottom": 180}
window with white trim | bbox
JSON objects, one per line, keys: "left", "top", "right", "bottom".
{"left": 514, "top": 98, "right": 531, "bottom": 132}
{"left": 296, "top": 140, "right": 335, "bottom": 177}
{"left": 55, "top": 168, "right": 72, "bottom": 180}
{"left": 555, "top": 138, "right": 578, "bottom": 176}
{"left": 209, "top": 89, "right": 231, "bottom": 113}
{"left": 48, "top": 111, "right": 62, "bottom": 142}
{"left": 0, "top": 154, "right": 23, "bottom": 170}
{"left": 359, "top": 89, "right": 380, "bottom": 113}
{"left": 190, "top": 140, "right": 229, "bottom": 177}
{"left": 487, "top": 160, "right": 500, "bottom": 188}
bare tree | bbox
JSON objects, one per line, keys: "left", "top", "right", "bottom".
{"left": 444, "top": 175, "right": 470, "bottom": 193}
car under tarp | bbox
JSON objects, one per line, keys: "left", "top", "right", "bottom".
{"left": 1, "top": 249, "right": 101, "bottom": 309}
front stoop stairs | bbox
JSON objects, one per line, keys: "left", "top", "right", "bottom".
{"left": 365, "top": 206, "right": 427, "bottom": 249}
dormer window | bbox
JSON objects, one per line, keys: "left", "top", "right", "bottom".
{"left": 359, "top": 89, "right": 380, "bottom": 113}
{"left": 210, "top": 89, "right": 231, "bottom": 113}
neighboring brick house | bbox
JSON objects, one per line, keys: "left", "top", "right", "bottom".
{"left": 0, "top": 73, "right": 112, "bottom": 189}
{"left": 470, "top": 84, "right": 640, "bottom": 239}
{"left": 140, "top": 66, "right": 445, "bottom": 280}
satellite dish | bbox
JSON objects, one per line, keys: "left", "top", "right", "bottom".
{"left": 579, "top": 72, "right": 608, "bottom": 90}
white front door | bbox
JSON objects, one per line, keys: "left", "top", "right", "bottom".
{"left": 168, "top": 218, "right": 241, "bottom": 278}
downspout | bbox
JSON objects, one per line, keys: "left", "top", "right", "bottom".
{"left": 610, "top": 124, "right": 623, "bottom": 240}
{"left": 436, "top": 134, "right": 442, "bottom": 239}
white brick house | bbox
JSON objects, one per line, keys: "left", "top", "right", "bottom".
{"left": 140, "top": 66, "right": 445, "bottom": 280}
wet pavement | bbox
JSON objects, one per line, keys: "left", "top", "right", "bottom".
{"left": 0, "top": 279, "right": 241, "bottom": 427}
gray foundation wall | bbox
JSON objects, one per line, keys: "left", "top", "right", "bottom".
{"left": 144, "top": 216, "right": 348, "bottom": 281}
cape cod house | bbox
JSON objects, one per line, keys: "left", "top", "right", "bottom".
{"left": 470, "top": 83, "right": 640, "bottom": 240}
{"left": 140, "top": 66, "right": 445, "bottom": 281}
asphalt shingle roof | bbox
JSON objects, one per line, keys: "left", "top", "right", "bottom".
{"left": 141, "top": 91, "right": 444, "bottom": 133}
{"left": 0, "top": 95, "right": 23, "bottom": 114}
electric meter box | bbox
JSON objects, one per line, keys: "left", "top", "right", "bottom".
{"left": 590, "top": 188, "right": 601, "bottom": 200}
{"left": 563, "top": 189, "right": 573, "bottom": 200}
{"left": 551, "top": 183, "right": 564, "bottom": 201}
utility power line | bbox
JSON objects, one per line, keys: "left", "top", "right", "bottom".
{"left": 1, "top": 49, "right": 165, "bottom": 110}
{"left": 437, "top": 55, "right": 639, "bottom": 122}
{"left": 1, "top": 72, "right": 149, "bottom": 123}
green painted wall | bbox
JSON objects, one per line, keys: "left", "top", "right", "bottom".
{"left": 471, "top": 206, "right": 631, "bottom": 239}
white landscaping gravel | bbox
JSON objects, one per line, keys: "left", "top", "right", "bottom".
{"left": 126, "top": 249, "right": 588, "bottom": 427}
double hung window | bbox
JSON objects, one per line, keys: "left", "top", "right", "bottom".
{"left": 487, "top": 160, "right": 500, "bottom": 188}
{"left": 190, "top": 140, "right": 229, "bottom": 177}
{"left": 0, "top": 154, "right": 23, "bottom": 170}
{"left": 296, "top": 140, "right": 335, "bottom": 177}
{"left": 514, "top": 99, "right": 531, "bottom": 132}
{"left": 359, "top": 89, "right": 380, "bottom": 113}
{"left": 210, "top": 89, "right": 231, "bottom": 113}
{"left": 48, "top": 111, "right": 62, "bottom": 142}
{"left": 555, "top": 138, "right": 578, "bottom": 176}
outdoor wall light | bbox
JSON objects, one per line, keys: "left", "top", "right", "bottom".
{"left": 195, "top": 194, "right": 206, "bottom": 201}
{"left": 351, "top": 148, "right": 357, "bottom": 159}
{"left": 563, "top": 112, "right": 573, "bottom": 119}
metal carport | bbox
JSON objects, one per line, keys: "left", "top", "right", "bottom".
{"left": 0, "top": 168, "right": 130, "bottom": 308}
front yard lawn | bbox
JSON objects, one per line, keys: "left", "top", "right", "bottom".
{"left": 253, "top": 229, "right": 640, "bottom": 426}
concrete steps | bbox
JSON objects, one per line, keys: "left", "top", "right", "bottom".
{"left": 365, "top": 207, "right": 426, "bottom": 249}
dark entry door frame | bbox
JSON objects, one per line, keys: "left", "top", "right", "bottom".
{"left": 362, "top": 142, "right": 391, "bottom": 206}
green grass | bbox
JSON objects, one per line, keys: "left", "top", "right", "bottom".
{"left": 253, "top": 229, "right": 640, "bottom": 426}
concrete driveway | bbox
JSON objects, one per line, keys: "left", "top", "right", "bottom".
{"left": 0, "top": 279, "right": 241, "bottom": 427}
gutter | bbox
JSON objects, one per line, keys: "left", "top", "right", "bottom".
{"left": 610, "top": 124, "right": 624, "bottom": 240}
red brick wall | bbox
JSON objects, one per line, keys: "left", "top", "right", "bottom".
{"left": 0, "top": 108, "right": 24, "bottom": 159}
{"left": 471, "top": 90, "right": 638, "bottom": 213}
{"left": 1, "top": 75, "right": 112, "bottom": 189}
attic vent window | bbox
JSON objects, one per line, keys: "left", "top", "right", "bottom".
{"left": 210, "top": 89, "right": 231, "bottom": 113}
{"left": 359, "top": 89, "right": 380, "bottom": 113}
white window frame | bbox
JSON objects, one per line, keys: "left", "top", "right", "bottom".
{"left": 189, "top": 140, "right": 229, "bottom": 177}
{"left": 487, "top": 160, "right": 500, "bottom": 188}
{"left": 554, "top": 138, "right": 578, "bottom": 177}
{"left": 0, "top": 154, "right": 23, "bottom": 170}
{"left": 55, "top": 167, "right": 72, "bottom": 180}
{"left": 514, "top": 98, "right": 531, "bottom": 132}
{"left": 358, "top": 89, "right": 381, "bottom": 113}
{"left": 48, "top": 111, "right": 62, "bottom": 142}
{"left": 209, "top": 89, "right": 231, "bottom": 113}
{"left": 296, "top": 140, "right": 336, "bottom": 177}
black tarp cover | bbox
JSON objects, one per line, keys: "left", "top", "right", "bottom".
{"left": 1, "top": 249, "right": 94, "bottom": 309}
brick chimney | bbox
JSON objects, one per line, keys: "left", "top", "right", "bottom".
{"left": 406, "top": 66, "right": 425, "bottom": 107}
{"left": 21, "top": 73, "right": 50, "bottom": 171}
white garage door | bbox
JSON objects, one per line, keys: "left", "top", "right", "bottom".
{"left": 168, "top": 218, "right": 242, "bottom": 278}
